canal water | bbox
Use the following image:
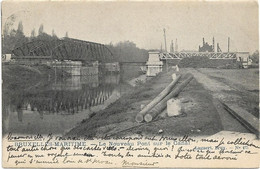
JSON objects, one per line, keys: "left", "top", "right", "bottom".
{"left": 2, "top": 64, "right": 144, "bottom": 135}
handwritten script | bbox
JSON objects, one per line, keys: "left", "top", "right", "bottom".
{"left": 3, "top": 133, "right": 260, "bottom": 168}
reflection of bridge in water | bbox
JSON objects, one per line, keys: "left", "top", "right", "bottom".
{"left": 23, "top": 84, "right": 115, "bottom": 117}
{"left": 3, "top": 74, "right": 121, "bottom": 126}
{"left": 52, "top": 74, "right": 120, "bottom": 90}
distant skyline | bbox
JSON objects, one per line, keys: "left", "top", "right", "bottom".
{"left": 2, "top": 1, "right": 259, "bottom": 53}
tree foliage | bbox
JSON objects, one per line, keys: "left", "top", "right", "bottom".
{"left": 38, "top": 24, "right": 44, "bottom": 35}
{"left": 2, "top": 22, "right": 148, "bottom": 63}
{"left": 106, "top": 41, "right": 148, "bottom": 62}
{"left": 17, "top": 21, "right": 24, "bottom": 34}
{"left": 250, "top": 50, "right": 259, "bottom": 64}
{"left": 31, "top": 28, "right": 36, "bottom": 38}
{"left": 2, "top": 22, "right": 59, "bottom": 54}
{"left": 2, "top": 21, "right": 28, "bottom": 54}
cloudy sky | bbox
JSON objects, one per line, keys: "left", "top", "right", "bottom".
{"left": 2, "top": 1, "right": 259, "bottom": 53}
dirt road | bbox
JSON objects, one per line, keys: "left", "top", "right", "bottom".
{"left": 185, "top": 68, "right": 258, "bottom": 133}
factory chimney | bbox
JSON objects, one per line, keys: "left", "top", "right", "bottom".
{"left": 170, "top": 40, "right": 174, "bottom": 53}
{"left": 212, "top": 37, "right": 215, "bottom": 52}
{"left": 175, "top": 38, "right": 178, "bottom": 52}
{"left": 228, "top": 37, "right": 230, "bottom": 52}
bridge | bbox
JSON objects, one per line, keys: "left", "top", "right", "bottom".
{"left": 12, "top": 38, "right": 114, "bottom": 62}
{"left": 159, "top": 51, "right": 249, "bottom": 60}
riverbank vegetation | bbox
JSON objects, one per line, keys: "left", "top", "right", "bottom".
{"left": 3, "top": 21, "right": 149, "bottom": 64}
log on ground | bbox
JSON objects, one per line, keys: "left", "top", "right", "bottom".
{"left": 135, "top": 74, "right": 181, "bottom": 122}
{"left": 144, "top": 75, "right": 193, "bottom": 122}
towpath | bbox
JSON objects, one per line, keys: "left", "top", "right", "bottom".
{"left": 185, "top": 68, "right": 257, "bottom": 134}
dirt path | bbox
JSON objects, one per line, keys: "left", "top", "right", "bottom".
{"left": 185, "top": 68, "right": 255, "bottom": 133}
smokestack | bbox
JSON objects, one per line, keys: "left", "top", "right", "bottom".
{"left": 170, "top": 40, "right": 174, "bottom": 53}
{"left": 175, "top": 38, "right": 178, "bottom": 52}
{"left": 213, "top": 37, "right": 215, "bottom": 52}
{"left": 217, "top": 43, "right": 222, "bottom": 52}
{"left": 203, "top": 37, "right": 205, "bottom": 45}
{"left": 228, "top": 37, "right": 230, "bottom": 52}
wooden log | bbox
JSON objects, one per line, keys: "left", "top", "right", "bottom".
{"left": 144, "top": 75, "right": 193, "bottom": 122}
{"left": 135, "top": 74, "right": 181, "bottom": 122}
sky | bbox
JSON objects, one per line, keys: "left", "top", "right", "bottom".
{"left": 2, "top": 1, "right": 259, "bottom": 53}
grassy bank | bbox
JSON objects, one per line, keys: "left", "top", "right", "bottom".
{"left": 67, "top": 69, "right": 223, "bottom": 137}
{"left": 2, "top": 64, "right": 68, "bottom": 91}
{"left": 2, "top": 63, "right": 69, "bottom": 110}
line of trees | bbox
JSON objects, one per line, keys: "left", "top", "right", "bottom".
{"left": 2, "top": 21, "right": 149, "bottom": 63}
{"left": 2, "top": 21, "right": 69, "bottom": 54}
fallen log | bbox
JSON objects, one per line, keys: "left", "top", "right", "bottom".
{"left": 144, "top": 75, "right": 193, "bottom": 122}
{"left": 135, "top": 74, "right": 181, "bottom": 122}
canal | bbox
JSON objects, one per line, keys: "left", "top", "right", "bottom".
{"left": 2, "top": 64, "right": 144, "bottom": 135}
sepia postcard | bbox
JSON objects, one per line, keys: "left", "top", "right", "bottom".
{"left": 1, "top": 0, "right": 260, "bottom": 168}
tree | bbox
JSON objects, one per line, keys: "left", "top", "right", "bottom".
{"left": 14, "top": 21, "right": 27, "bottom": 49}
{"left": 250, "top": 50, "right": 259, "bottom": 64}
{"left": 3, "top": 24, "right": 9, "bottom": 38}
{"left": 31, "top": 28, "right": 36, "bottom": 38}
{"left": 17, "top": 21, "right": 24, "bottom": 35}
{"left": 105, "top": 41, "right": 148, "bottom": 62}
{"left": 52, "top": 29, "right": 56, "bottom": 37}
{"left": 3, "top": 14, "right": 17, "bottom": 38}
{"left": 38, "top": 24, "right": 44, "bottom": 35}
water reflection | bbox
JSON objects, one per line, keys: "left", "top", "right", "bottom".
{"left": 3, "top": 74, "right": 121, "bottom": 134}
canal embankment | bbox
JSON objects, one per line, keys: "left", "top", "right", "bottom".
{"left": 67, "top": 68, "right": 223, "bottom": 137}
{"left": 2, "top": 63, "right": 134, "bottom": 135}
{"left": 2, "top": 64, "right": 68, "bottom": 91}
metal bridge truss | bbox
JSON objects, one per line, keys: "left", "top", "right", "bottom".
{"left": 159, "top": 52, "right": 249, "bottom": 60}
{"left": 12, "top": 38, "right": 114, "bottom": 62}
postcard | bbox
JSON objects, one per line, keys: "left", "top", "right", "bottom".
{"left": 1, "top": 0, "right": 259, "bottom": 168}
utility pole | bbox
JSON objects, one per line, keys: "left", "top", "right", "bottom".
{"left": 163, "top": 28, "right": 168, "bottom": 72}
{"left": 163, "top": 28, "right": 167, "bottom": 53}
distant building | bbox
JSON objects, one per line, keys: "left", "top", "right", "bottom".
{"left": 199, "top": 37, "right": 214, "bottom": 52}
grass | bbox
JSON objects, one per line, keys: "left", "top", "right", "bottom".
{"left": 67, "top": 71, "right": 174, "bottom": 136}
{"left": 67, "top": 69, "right": 223, "bottom": 137}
